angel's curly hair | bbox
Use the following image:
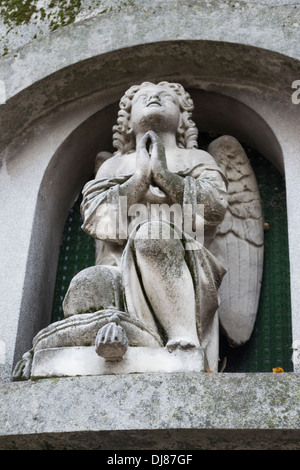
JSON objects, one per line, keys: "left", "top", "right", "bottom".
{"left": 112, "top": 81, "right": 198, "bottom": 155}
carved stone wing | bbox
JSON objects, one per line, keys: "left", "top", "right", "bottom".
{"left": 207, "top": 136, "right": 264, "bottom": 347}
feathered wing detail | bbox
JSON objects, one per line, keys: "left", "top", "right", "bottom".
{"left": 207, "top": 136, "right": 264, "bottom": 347}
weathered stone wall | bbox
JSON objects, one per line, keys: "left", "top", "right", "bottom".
{"left": 0, "top": 0, "right": 300, "bottom": 450}
{"left": 1, "top": 0, "right": 300, "bottom": 59}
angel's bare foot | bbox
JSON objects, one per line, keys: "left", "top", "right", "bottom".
{"left": 166, "top": 338, "right": 198, "bottom": 351}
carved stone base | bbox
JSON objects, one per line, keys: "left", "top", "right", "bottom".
{"left": 31, "top": 346, "right": 208, "bottom": 378}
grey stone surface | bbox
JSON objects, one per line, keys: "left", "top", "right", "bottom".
{"left": 1, "top": 0, "right": 300, "bottom": 108}
{"left": 1, "top": 0, "right": 300, "bottom": 60}
{"left": 0, "top": 372, "right": 299, "bottom": 449}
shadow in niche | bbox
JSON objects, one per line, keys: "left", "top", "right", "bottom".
{"left": 51, "top": 131, "right": 293, "bottom": 373}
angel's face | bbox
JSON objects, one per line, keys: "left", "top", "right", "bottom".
{"left": 129, "top": 85, "right": 181, "bottom": 135}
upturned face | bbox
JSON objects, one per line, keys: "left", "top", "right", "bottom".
{"left": 129, "top": 85, "right": 181, "bottom": 135}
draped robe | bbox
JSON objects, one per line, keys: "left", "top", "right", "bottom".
{"left": 80, "top": 154, "right": 228, "bottom": 349}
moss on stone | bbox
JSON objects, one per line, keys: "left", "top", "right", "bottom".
{"left": 0, "top": 0, "right": 138, "bottom": 35}
{"left": 0, "top": 0, "right": 83, "bottom": 31}
{"left": 49, "top": 0, "right": 82, "bottom": 31}
{"left": 0, "top": 0, "right": 38, "bottom": 26}
{"left": 2, "top": 44, "right": 8, "bottom": 56}
{"left": 0, "top": 0, "right": 139, "bottom": 56}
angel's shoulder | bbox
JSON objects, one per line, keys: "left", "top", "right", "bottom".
{"left": 182, "top": 148, "right": 218, "bottom": 166}
{"left": 177, "top": 148, "right": 223, "bottom": 176}
{"left": 96, "top": 152, "right": 135, "bottom": 178}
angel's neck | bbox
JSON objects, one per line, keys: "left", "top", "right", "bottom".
{"left": 136, "top": 131, "right": 177, "bottom": 152}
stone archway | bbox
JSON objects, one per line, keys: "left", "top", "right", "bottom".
{"left": 1, "top": 39, "right": 299, "bottom": 380}
{"left": 12, "top": 88, "right": 285, "bottom": 369}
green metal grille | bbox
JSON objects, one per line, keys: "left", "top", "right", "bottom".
{"left": 51, "top": 142, "right": 293, "bottom": 373}
{"left": 51, "top": 198, "right": 95, "bottom": 324}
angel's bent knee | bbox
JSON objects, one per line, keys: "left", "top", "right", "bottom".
{"left": 134, "top": 221, "right": 184, "bottom": 258}
{"left": 135, "top": 220, "right": 181, "bottom": 240}
{"left": 62, "top": 265, "right": 122, "bottom": 317}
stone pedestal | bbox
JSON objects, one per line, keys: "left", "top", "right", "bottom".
{"left": 31, "top": 346, "right": 207, "bottom": 378}
{"left": 0, "top": 373, "right": 299, "bottom": 450}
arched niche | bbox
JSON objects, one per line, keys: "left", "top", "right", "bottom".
{"left": 13, "top": 88, "right": 287, "bottom": 369}
{"left": 1, "top": 39, "right": 298, "bottom": 153}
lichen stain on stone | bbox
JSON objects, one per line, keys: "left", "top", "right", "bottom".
{"left": 0, "top": 0, "right": 138, "bottom": 56}
{"left": 0, "top": 0, "right": 82, "bottom": 31}
{"left": 0, "top": 0, "right": 138, "bottom": 30}
{"left": 0, "top": 0, "right": 38, "bottom": 27}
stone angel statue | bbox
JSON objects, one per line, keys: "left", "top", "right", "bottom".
{"left": 13, "top": 81, "right": 263, "bottom": 379}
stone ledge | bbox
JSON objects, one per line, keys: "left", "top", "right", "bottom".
{"left": 1, "top": 428, "right": 300, "bottom": 451}
{"left": 31, "top": 346, "right": 207, "bottom": 378}
{"left": 0, "top": 372, "right": 299, "bottom": 449}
